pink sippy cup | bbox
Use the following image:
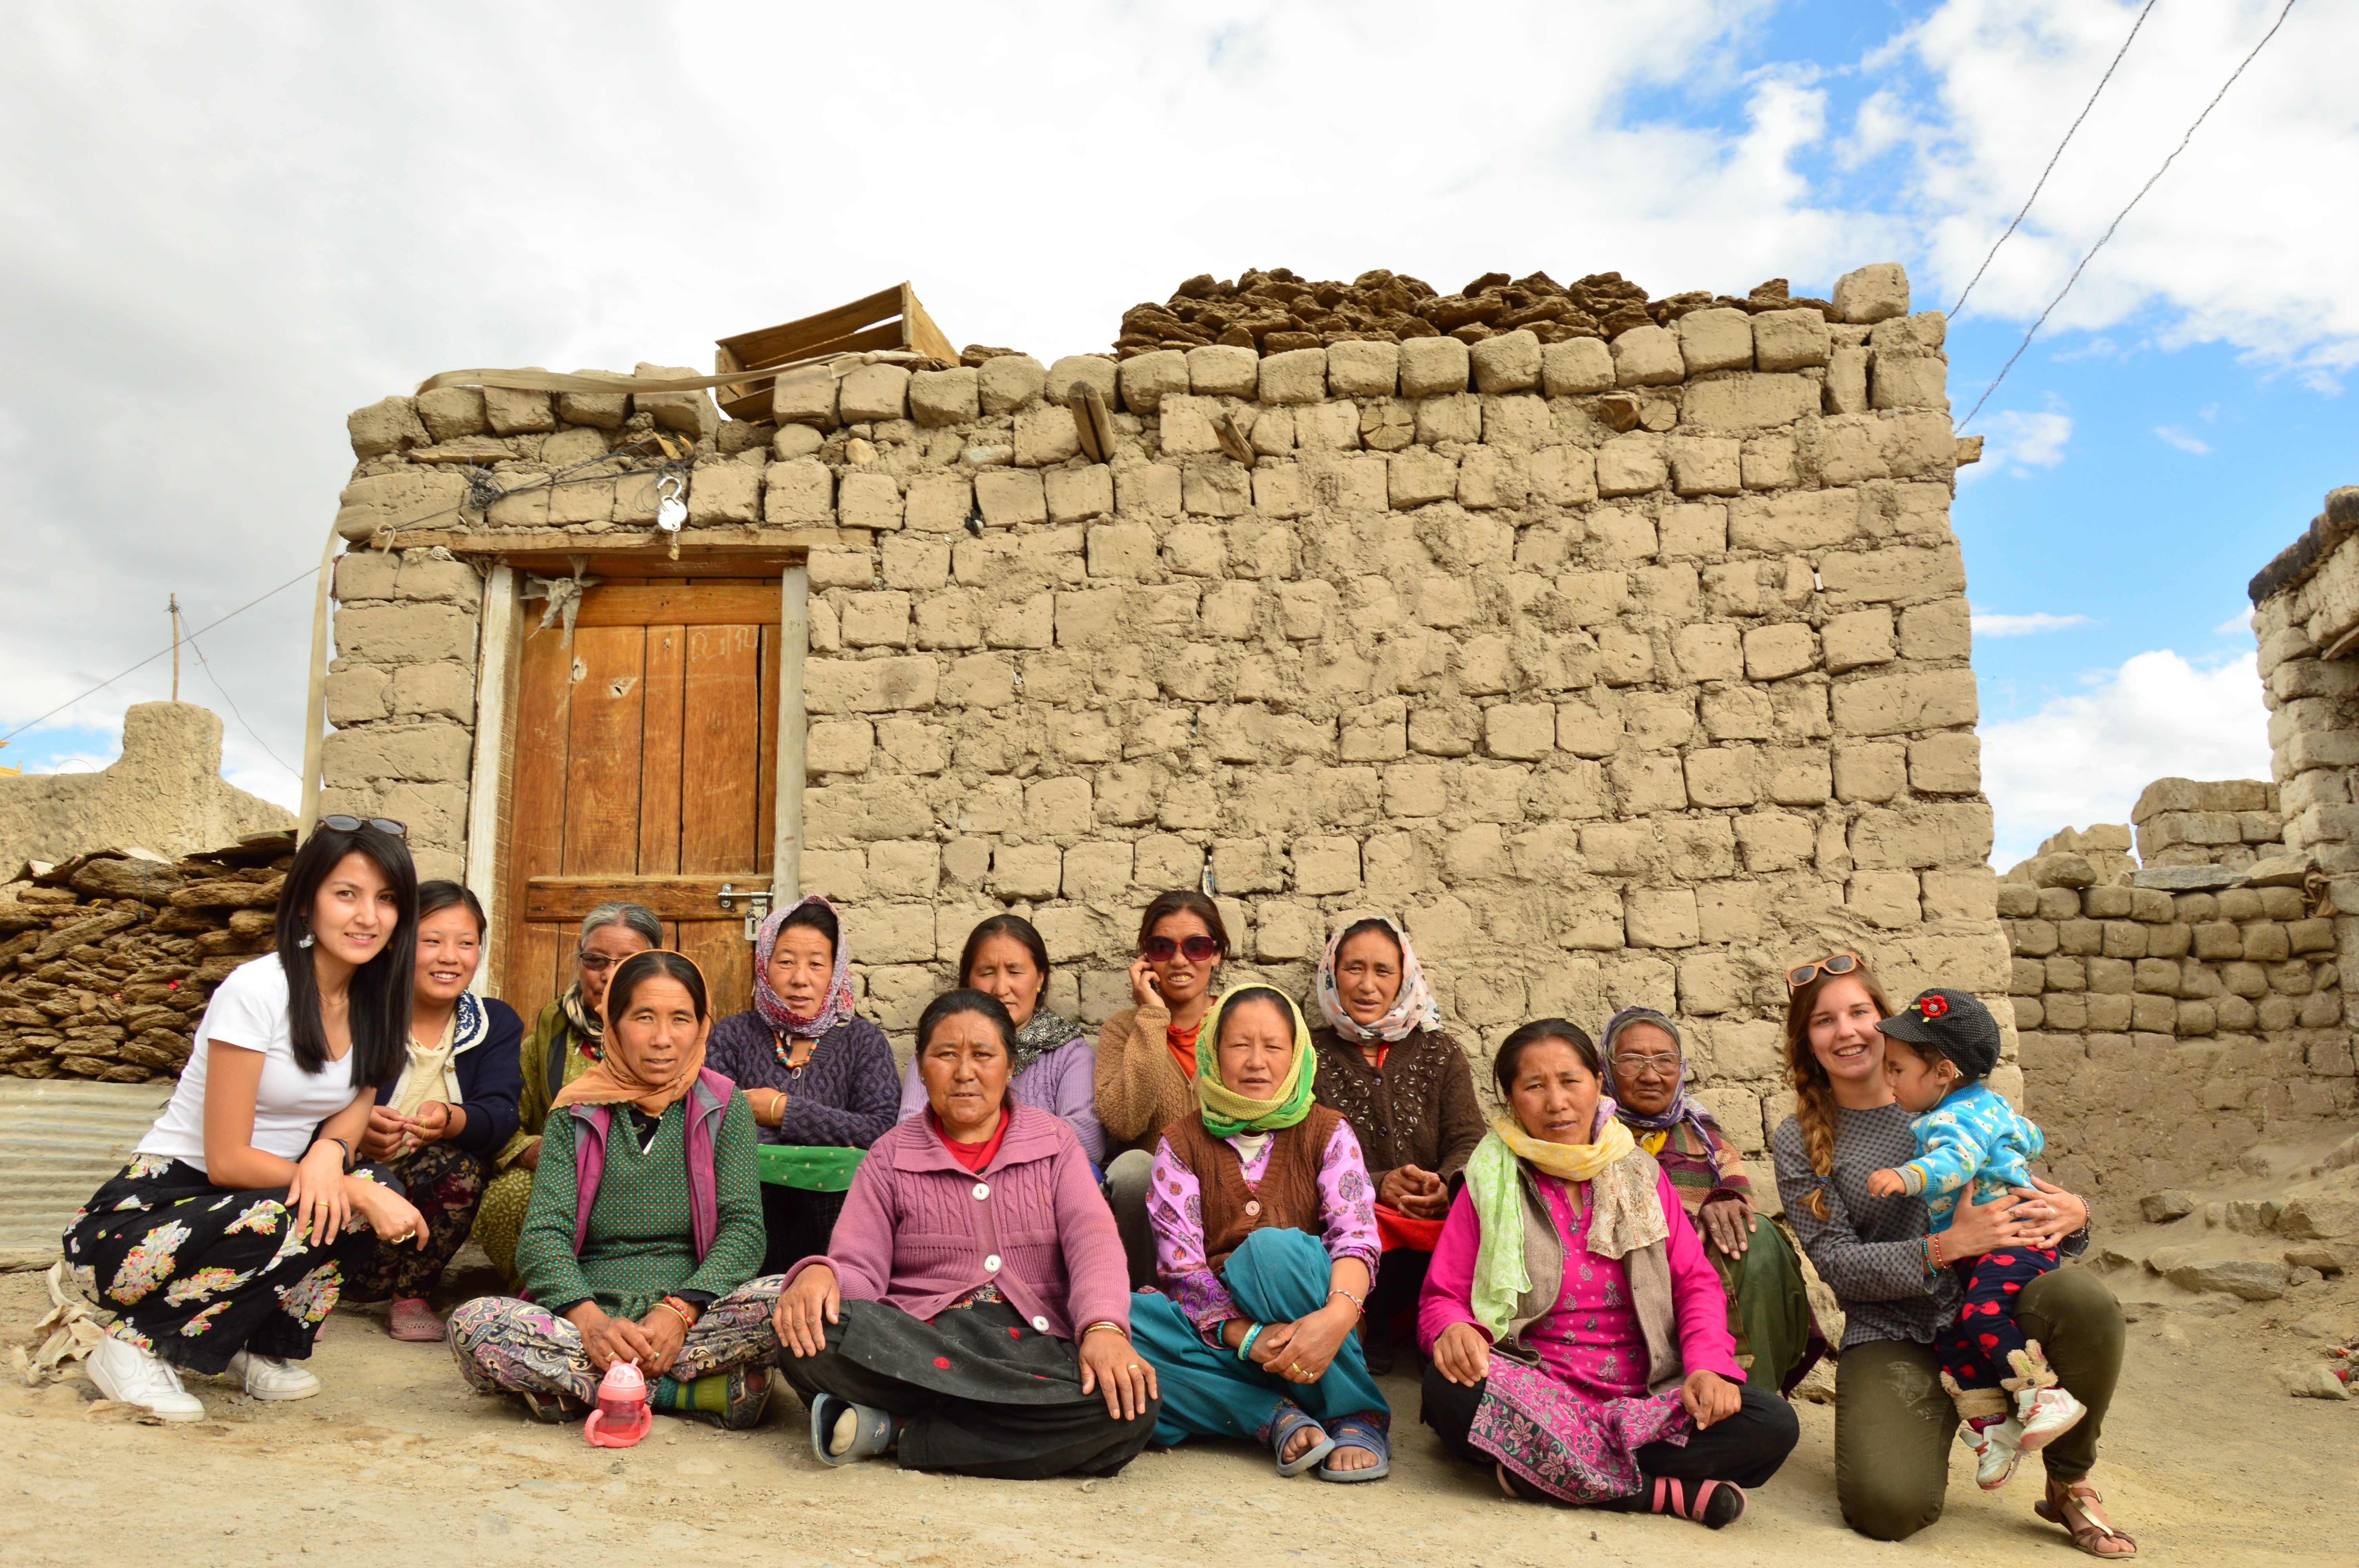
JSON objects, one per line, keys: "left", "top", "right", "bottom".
{"left": 584, "top": 1358, "right": 651, "bottom": 1448}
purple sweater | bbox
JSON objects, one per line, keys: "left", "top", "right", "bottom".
{"left": 896, "top": 1035, "right": 1107, "bottom": 1165}
{"left": 705, "top": 1012, "right": 898, "bottom": 1149}
{"left": 786, "top": 1102, "right": 1132, "bottom": 1341}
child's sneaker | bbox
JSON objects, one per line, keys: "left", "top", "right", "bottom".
{"left": 2014, "top": 1386, "right": 2086, "bottom": 1453}
{"left": 1961, "top": 1417, "right": 2024, "bottom": 1490}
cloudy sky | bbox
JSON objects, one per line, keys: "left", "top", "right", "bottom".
{"left": 2, "top": 0, "right": 2350, "bottom": 866}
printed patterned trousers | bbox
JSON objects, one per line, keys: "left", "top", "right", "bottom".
{"left": 343, "top": 1142, "right": 488, "bottom": 1303}
{"left": 447, "top": 1276, "right": 784, "bottom": 1412}
{"left": 1935, "top": 1245, "right": 2062, "bottom": 1401}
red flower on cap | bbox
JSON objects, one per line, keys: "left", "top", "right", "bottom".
{"left": 1917, "top": 994, "right": 1949, "bottom": 1019}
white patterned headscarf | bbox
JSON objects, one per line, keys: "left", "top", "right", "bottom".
{"left": 1314, "top": 915, "right": 1440, "bottom": 1045}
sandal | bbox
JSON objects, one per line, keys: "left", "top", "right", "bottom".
{"left": 1647, "top": 1477, "right": 1747, "bottom": 1529}
{"left": 387, "top": 1298, "right": 445, "bottom": 1343}
{"left": 1268, "top": 1403, "right": 1335, "bottom": 1477}
{"left": 2036, "top": 1481, "right": 2138, "bottom": 1558}
{"left": 809, "top": 1393, "right": 898, "bottom": 1466}
{"left": 1316, "top": 1414, "right": 1390, "bottom": 1483}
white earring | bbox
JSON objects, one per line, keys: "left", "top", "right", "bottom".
{"left": 298, "top": 931, "right": 314, "bottom": 949}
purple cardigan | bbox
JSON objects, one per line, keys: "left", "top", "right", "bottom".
{"left": 786, "top": 1101, "right": 1131, "bottom": 1341}
{"left": 896, "top": 1035, "right": 1106, "bottom": 1165}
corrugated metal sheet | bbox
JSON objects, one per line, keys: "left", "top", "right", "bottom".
{"left": 0, "top": 1080, "right": 172, "bottom": 1265}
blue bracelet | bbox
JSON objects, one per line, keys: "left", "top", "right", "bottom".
{"left": 1237, "top": 1323, "right": 1263, "bottom": 1363}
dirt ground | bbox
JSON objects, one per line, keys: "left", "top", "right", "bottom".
{"left": 2, "top": 1236, "right": 2352, "bottom": 1568}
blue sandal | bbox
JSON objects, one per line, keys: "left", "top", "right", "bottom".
{"left": 810, "top": 1393, "right": 898, "bottom": 1466}
{"left": 1318, "top": 1414, "right": 1390, "bottom": 1483}
{"left": 1269, "top": 1403, "right": 1336, "bottom": 1477}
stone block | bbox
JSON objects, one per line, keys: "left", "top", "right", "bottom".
{"left": 1292, "top": 837, "right": 1362, "bottom": 896}
{"left": 1668, "top": 438, "right": 1740, "bottom": 497}
{"left": 1259, "top": 348, "right": 1328, "bottom": 405}
{"left": 1822, "top": 608, "right": 1896, "bottom": 673}
{"left": 480, "top": 383, "right": 554, "bottom": 437}
{"left": 974, "top": 468, "right": 1047, "bottom": 528}
{"left": 977, "top": 354, "right": 1046, "bottom": 415}
{"left": 1470, "top": 330, "right": 1542, "bottom": 394}
{"left": 1596, "top": 435, "right": 1667, "bottom": 496}
{"left": 836, "top": 471, "right": 904, "bottom": 532}
{"left": 1528, "top": 446, "right": 1598, "bottom": 506}
{"left": 1118, "top": 350, "right": 1189, "bottom": 414}
{"left": 1389, "top": 452, "right": 1457, "bottom": 508}
{"left": 1830, "top": 669, "right": 1978, "bottom": 736}
{"left": 1416, "top": 393, "right": 1481, "bottom": 446}
{"left": 333, "top": 603, "right": 476, "bottom": 666}
{"left": 1833, "top": 262, "right": 1910, "bottom": 325}
{"left": 389, "top": 661, "right": 475, "bottom": 722}
{"left": 1045, "top": 355, "right": 1118, "bottom": 410}
{"left": 1485, "top": 704, "right": 1556, "bottom": 761}
{"left": 1752, "top": 309, "right": 1831, "bottom": 372}
{"left": 1612, "top": 325, "right": 1683, "bottom": 387}
{"left": 803, "top": 655, "right": 939, "bottom": 714}
{"left": 838, "top": 363, "right": 911, "bottom": 423}
{"left": 1325, "top": 339, "right": 1401, "bottom": 397}
{"left": 1014, "top": 405, "right": 1081, "bottom": 468}
{"left": 1042, "top": 465, "right": 1114, "bottom": 524}
{"left": 764, "top": 459, "right": 833, "bottom": 524}
{"left": 320, "top": 721, "right": 472, "bottom": 787}
{"left": 1677, "top": 308, "right": 1754, "bottom": 375}
{"left": 1834, "top": 741, "right": 1906, "bottom": 803}
{"left": 1681, "top": 374, "right": 1817, "bottom": 429}
{"left": 1398, "top": 336, "right": 1471, "bottom": 397}
{"left": 1729, "top": 489, "right": 1860, "bottom": 552}
{"left": 1743, "top": 623, "right": 1815, "bottom": 681}
{"left": 909, "top": 367, "right": 980, "bottom": 427}
{"left": 1870, "top": 352, "right": 1948, "bottom": 412}
{"left": 1626, "top": 889, "right": 1699, "bottom": 949}
{"left": 1186, "top": 345, "right": 1259, "bottom": 398}
{"left": 1845, "top": 870, "right": 1921, "bottom": 930}
{"left": 324, "top": 666, "right": 391, "bottom": 724}
{"left": 1685, "top": 748, "right": 1759, "bottom": 808}
{"left": 769, "top": 366, "right": 838, "bottom": 428}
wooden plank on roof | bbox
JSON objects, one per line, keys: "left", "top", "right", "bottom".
{"left": 717, "top": 283, "right": 905, "bottom": 367}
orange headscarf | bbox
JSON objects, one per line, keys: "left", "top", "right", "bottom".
{"left": 551, "top": 951, "right": 712, "bottom": 1116}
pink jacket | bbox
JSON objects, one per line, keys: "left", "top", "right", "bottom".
{"left": 1417, "top": 1166, "right": 1743, "bottom": 1385}
{"left": 787, "top": 1101, "right": 1131, "bottom": 1341}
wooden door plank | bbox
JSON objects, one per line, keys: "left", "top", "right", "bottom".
{"left": 571, "top": 583, "right": 783, "bottom": 629}
{"left": 514, "top": 922, "right": 567, "bottom": 1036}
{"left": 499, "top": 622, "right": 573, "bottom": 1003}
{"left": 526, "top": 875, "right": 762, "bottom": 923}
{"left": 680, "top": 623, "right": 763, "bottom": 875}
{"left": 562, "top": 624, "right": 648, "bottom": 876}
{"left": 756, "top": 620, "right": 780, "bottom": 879}
{"left": 639, "top": 625, "right": 687, "bottom": 877}
{"left": 678, "top": 920, "right": 752, "bottom": 1024}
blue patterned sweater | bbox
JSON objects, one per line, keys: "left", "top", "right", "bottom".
{"left": 1897, "top": 1082, "right": 2044, "bottom": 1234}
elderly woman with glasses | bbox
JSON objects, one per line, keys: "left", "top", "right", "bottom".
{"left": 473, "top": 900, "right": 663, "bottom": 1288}
{"left": 1602, "top": 1008, "right": 1824, "bottom": 1397}
{"left": 1094, "top": 890, "right": 1230, "bottom": 1288}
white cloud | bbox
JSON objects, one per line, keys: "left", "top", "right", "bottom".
{"left": 2214, "top": 607, "right": 2257, "bottom": 638}
{"left": 1981, "top": 649, "right": 2271, "bottom": 865}
{"left": 1963, "top": 405, "right": 2073, "bottom": 479}
{"left": 2154, "top": 425, "right": 2211, "bottom": 454}
{"left": 1972, "top": 610, "right": 2094, "bottom": 637}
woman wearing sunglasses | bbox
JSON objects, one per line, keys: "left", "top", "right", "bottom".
{"left": 473, "top": 900, "right": 662, "bottom": 1288}
{"left": 1767, "top": 953, "right": 2130, "bottom": 1556}
{"left": 1094, "top": 890, "right": 1229, "bottom": 1288}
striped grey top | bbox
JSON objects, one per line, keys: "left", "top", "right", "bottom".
{"left": 1770, "top": 1102, "right": 2089, "bottom": 1352}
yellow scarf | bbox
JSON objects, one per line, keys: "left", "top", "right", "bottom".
{"left": 1194, "top": 987, "right": 1318, "bottom": 1138}
{"left": 1487, "top": 1112, "right": 1637, "bottom": 1183}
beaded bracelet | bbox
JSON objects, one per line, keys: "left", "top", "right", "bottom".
{"left": 654, "top": 1295, "right": 701, "bottom": 1329}
{"left": 1237, "top": 1323, "right": 1264, "bottom": 1363}
{"left": 1327, "top": 1286, "right": 1366, "bottom": 1316}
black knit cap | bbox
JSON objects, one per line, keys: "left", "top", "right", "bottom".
{"left": 1877, "top": 988, "right": 2001, "bottom": 1081}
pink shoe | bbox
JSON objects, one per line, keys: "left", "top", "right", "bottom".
{"left": 388, "top": 1298, "right": 446, "bottom": 1343}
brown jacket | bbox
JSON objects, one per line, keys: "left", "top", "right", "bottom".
{"left": 1162, "top": 1104, "right": 1343, "bottom": 1275}
{"left": 1093, "top": 1003, "right": 1196, "bottom": 1159}
{"left": 1309, "top": 1024, "right": 1484, "bottom": 1190}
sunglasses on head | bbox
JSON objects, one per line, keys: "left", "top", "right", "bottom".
{"left": 318, "top": 815, "right": 407, "bottom": 837}
{"left": 1142, "top": 934, "right": 1220, "bottom": 964}
{"left": 1786, "top": 952, "right": 1861, "bottom": 989}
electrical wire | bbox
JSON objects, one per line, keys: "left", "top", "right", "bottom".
{"left": 1949, "top": 0, "right": 2161, "bottom": 319}
{"left": 180, "top": 617, "right": 299, "bottom": 779}
{"left": 1959, "top": 0, "right": 2300, "bottom": 430}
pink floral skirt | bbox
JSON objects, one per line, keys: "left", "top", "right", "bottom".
{"left": 1469, "top": 1358, "right": 1692, "bottom": 1503}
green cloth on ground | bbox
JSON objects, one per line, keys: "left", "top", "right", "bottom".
{"left": 515, "top": 1094, "right": 765, "bottom": 1320}
{"left": 757, "top": 1144, "right": 865, "bottom": 1192}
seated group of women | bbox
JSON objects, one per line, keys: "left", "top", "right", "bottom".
{"left": 62, "top": 820, "right": 2131, "bottom": 1549}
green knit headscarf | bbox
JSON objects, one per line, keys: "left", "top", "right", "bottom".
{"left": 1195, "top": 985, "right": 1318, "bottom": 1138}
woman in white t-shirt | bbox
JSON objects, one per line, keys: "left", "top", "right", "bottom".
{"left": 62, "top": 816, "right": 429, "bottom": 1422}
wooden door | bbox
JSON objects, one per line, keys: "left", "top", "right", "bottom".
{"left": 498, "top": 576, "right": 783, "bottom": 1025}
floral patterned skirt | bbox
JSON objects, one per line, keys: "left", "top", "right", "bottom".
{"left": 61, "top": 1155, "right": 391, "bottom": 1376}
{"left": 1469, "top": 1357, "right": 1693, "bottom": 1504}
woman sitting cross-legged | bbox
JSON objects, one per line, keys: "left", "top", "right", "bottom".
{"left": 1129, "top": 985, "right": 1391, "bottom": 1482}
{"left": 772, "top": 989, "right": 1158, "bottom": 1478}
{"left": 63, "top": 817, "right": 429, "bottom": 1421}
{"left": 1420, "top": 1018, "right": 1799, "bottom": 1529}
{"left": 707, "top": 896, "right": 898, "bottom": 1274}
{"left": 447, "top": 951, "right": 781, "bottom": 1430}
{"left": 346, "top": 881, "right": 523, "bottom": 1342}
{"left": 1603, "top": 1006, "right": 1825, "bottom": 1396}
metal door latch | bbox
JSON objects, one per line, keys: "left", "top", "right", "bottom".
{"left": 716, "top": 884, "right": 773, "bottom": 941}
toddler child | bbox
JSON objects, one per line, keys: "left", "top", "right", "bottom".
{"left": 1865, "top": 987, "right": 2085, "bottom": 1491}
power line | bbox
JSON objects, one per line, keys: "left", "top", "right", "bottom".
{"left": 1950, "top": 0, "right": 2160, "bottom": 319}
{"left": 181, "top": 618, "right": 300, "bottom": 779}
{"left": 1960, "top": 0, "right": 2300, "bottom": 430}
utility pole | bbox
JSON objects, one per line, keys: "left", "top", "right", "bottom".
{"left": 169, "top": 594, "right": 182, "bottom": 701}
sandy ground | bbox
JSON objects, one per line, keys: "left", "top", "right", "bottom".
{"left": 2, "top": 1244, "right": 2352, "bottom": 1568}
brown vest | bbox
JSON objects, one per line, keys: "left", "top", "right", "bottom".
{"left": 1163, "top": 1104, "right": 1342, "bottom": 1276}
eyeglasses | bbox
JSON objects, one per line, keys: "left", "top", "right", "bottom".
{"left": 1142, "top": 934, "right": 1220, "bottom": 964}
{"left": 1786, "top": 952, "right": 1861, "bottom": 989}
{"left": 578, "top": 952, "right": 628, "bottom": 971}
{"left": 1612, "top": 1053, "right": 1682, "bottom": 1079}
{"left": 318, "top": 815, "right": 407, "bottom": 837}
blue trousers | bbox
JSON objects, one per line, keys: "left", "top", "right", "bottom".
{"left": 1129, "top": 1227, "right": 1390, "bottom": 1449}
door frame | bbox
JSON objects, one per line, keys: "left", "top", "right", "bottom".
{"left": 463, "top": 548, "right": 811, "bottom": 999}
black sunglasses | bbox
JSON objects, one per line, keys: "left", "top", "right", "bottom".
{"left": 318, "top": 815, "right": 408, "bottom": 837}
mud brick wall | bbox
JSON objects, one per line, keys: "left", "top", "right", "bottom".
{"left": 324, "top": 261, "right": 2010, "bottom": 1192}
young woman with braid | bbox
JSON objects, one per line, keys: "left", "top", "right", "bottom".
{"left": 1768, "top": 953, "right": 2134, "bottom": 1557}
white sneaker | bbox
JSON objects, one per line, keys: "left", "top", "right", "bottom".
{"left": 88, "top": 1334, "right": 205, "bottom": 1422}
{"left": 2014, "top": 1385, "right": 2086, "bottom": 1453}
{"left": 228, "top": 1350, "right": 322, "bottom": 1401}
{"left": 1961, "top": 1417, "right": 2024, "bottom": 1490}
